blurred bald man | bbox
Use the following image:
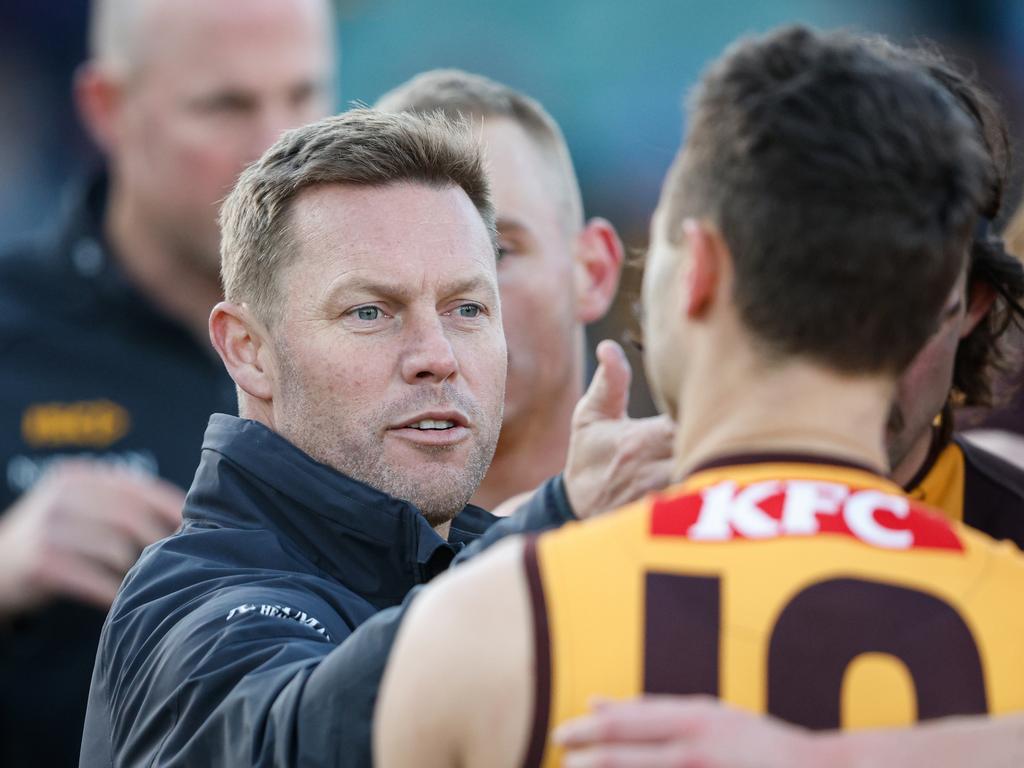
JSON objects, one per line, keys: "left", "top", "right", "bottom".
{"left": 377, "top": 70, "right": 626, "bottom": 512}
{"left": 0, "top": 1, "right": 334, "bottom": 763}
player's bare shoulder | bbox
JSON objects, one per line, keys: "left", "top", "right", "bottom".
{"left": 375, "top": 537, "right": 535, "bottom": 768}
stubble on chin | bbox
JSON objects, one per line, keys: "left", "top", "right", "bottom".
{"left": 278, "top": 386, "right": 500, "bottom": 526}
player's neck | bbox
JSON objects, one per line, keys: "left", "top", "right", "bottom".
{"left": 674, "top": 358, "right": 892, "bottom": 480}
{"left": 105, "top": 184, "right": 223, "bottom": 347}
{"left": 471, "top": 368, "right": 580, "bottom": 514}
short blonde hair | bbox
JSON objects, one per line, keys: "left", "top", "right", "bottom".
{"left": 219, "top": 108, "right": 496, "bottom": 322}
{"left": 376, "top": 69, "right": 584, "bottom": 230}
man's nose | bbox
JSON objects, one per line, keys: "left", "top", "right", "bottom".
{"left": 400, "top": 316, "right": 459, "bottom": 384}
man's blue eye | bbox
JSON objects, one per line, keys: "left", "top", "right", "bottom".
{"left": 458, "top": 304, "right": 481, "bottom": 318}
{"left": 355, "top": 306, "right": 380, "bottom": 321}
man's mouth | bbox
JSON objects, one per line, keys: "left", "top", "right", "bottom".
{"left": 407, "top": 419, "right": 457, "bottom": 430}
{"left": 388, "top": 411, "right": 471, "bottom": 447}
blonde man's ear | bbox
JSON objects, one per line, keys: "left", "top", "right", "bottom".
{"left": 574, "top": 217, "right": 624, "bottom": 325}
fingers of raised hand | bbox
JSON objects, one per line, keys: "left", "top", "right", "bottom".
{"left": 574, "top": 340, "right": 632, "bottom": 428}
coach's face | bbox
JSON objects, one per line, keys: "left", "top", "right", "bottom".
{"left": 268, "top": 181, "right": 506, "bottom": 529}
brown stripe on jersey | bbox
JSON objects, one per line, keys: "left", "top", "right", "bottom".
{"left": 903, "top": 427, "right": 947, "bottom": 493}
{"left": 690, "top": 452, "right": 883, "bottom": 477}
{"left": 643, "top": 572, "right": 720, "bottom": 695}
{"left": 523, "top": 535, "right": 552, "bottom": 768}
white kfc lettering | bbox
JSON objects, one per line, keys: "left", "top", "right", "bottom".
{"left": 844, "top": 489, "right": 913, "bottom": 549}
{"left": 779, "top": 481, "right": 849, "bottom": 535}
{"left": 688, "top": 480, "right": 782, "bottom": 541}
{"left": 682, "top": 480, "right": 916, "bottom": 549}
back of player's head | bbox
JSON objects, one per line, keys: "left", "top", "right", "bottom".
{"left": 376, "top": 69, "right": 583, "bottom": 229}
{"left": 661, "top": 25, "right": 989, "bottom": 375}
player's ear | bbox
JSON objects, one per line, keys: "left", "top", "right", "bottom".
{"left": 960, "top": 280, "right": 997, "bottom": 339}
{"left": 73, "top": 62, "right": 124, "bottom": 154}
{"left": 574, "top": 218, "right": 624, "bottom": 324}
{"left": 681, "top": 219, "right": 722, "bottom": 318}
{"left": 209, "top": 302, "right": 276, "bottom": 401}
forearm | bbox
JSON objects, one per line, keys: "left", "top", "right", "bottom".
{"left": 814, "top": 713, "right": 1024, "bottom": 768}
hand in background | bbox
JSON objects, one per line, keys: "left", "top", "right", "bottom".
{"left": 0, "top": 460, "right": 184, "bottom": 617}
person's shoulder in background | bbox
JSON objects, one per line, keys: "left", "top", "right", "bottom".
{"left": 956, "top": 432, "right": 1024, "bottom": 548}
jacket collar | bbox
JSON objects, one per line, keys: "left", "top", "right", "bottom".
{"left": 185, "top": 414, "right": 480, "bottom": 609}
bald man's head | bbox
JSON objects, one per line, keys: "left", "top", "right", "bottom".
{"left": 78, "top": 0, "right": 336, "bottom": 276}
{"left": 89, "top": 0, "right": 333, "bottom": 77}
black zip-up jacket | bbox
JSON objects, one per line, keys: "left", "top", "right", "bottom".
{"left": 80, "top": 414, "right": 574, "bottom": 766}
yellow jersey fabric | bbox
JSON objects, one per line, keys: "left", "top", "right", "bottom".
{"left": 525, "top": 457, "right": 1024, "bottom": 768}
{"left": 907, "top": 439, "right": 966, "bottom": 522}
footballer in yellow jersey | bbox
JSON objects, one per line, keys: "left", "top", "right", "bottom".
{"left": 374, "top": 26, "right": 1002, "bottom": 768}
{"left": 526, "top": 455, "right": 1024, "bottom": 766}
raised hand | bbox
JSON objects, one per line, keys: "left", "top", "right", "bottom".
{"left": 563, "top": 340, "right": 675, "bottom": 519}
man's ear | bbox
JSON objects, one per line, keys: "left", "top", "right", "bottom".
{"left": 681, "top": 219, "right": 723, "bottom": 318}
{"left": 574, "top": 217, "right": 624, "bottom": 324}
{"left": 73, "top": 63, "right": 124, "bottom": 154}
{"left": 209, "top": 302, "right": 276, "bottom": 401}
{"left": 961, "top": 280, "right": 997, "bottom": 339}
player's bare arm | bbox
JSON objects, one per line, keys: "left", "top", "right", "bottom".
{"left": 375, "top": 538, "right": 535, "bottom": 768}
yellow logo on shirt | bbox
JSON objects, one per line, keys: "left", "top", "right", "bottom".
{"left": 21, "top": 400, "right": 131, "bottom": 448}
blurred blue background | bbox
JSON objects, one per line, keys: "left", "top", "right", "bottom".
{"left": 2, "top": 0, "right": 1022, "bottom": 248}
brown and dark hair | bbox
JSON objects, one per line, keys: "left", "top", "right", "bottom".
{"left": 871, "top": 40, "right": 1024, "bottom": 413}
{"left": 220, "top": 108, "right": 496, "bottom": 322}
{"left": 660, "top": 26, "right": 989, "bottom": 374}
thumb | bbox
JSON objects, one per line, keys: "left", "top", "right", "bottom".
{"left": 576, "top": 340, "right": 632, "bottom": 425}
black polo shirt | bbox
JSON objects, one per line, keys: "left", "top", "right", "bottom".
{"left": 0, "top": 173, "right": 237, "bottom": 767}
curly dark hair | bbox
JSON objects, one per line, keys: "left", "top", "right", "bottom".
{"left": 878, "top": 42, "right": 1024, "bottom": 411}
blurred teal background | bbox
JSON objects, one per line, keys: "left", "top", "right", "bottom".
{"left": 337, "top": 0, "right": 943, "bottom": 241}
{"left": 2, "top": 0, "right": 1022, "bottom": 248}
{"left": 1, "top": 0, "right": 1021, "bottom": 411}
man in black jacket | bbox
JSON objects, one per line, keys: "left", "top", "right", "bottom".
{"left": 81, "top": 106, "right": 658, "bottom": 766}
